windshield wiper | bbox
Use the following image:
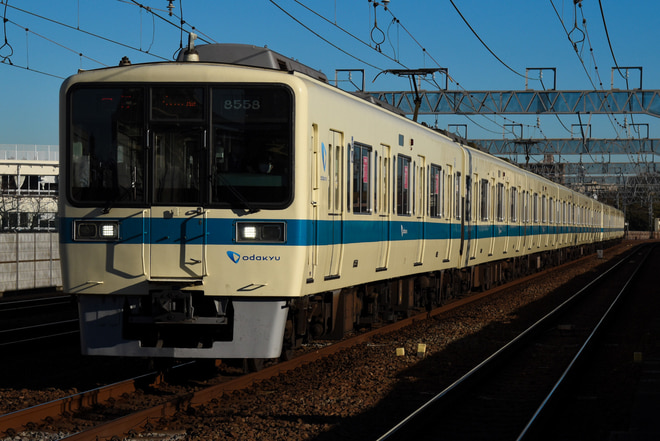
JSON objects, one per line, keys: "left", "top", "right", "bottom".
{"left": 103, "top": 167, "right": 138, "bottom": 214}
{"left": 215, "top": 173, "right": 260, "bottom": 215}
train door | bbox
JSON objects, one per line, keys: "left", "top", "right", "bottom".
{"left": 501, "top": 183, "right": 510, "bottom": 254}
{"left": 444, "top": 167, "right": 454, "bottom": 262}
{"left": 469, "top": 176, "right": 479, "bottom": 261}
{"left": 463, "top": 176, "right": 473, "bottom": 267}
{"left": 414, "top": 155, "right": 426, "bottom": 265}
{"left": 307, "top": 124, "right": 320, "bottom": 282}
{"left": 323, "top": 130, "right": 344, "bottom": 279}
{"left": 511, "top": 186, "right": 521, "bottom": 253}
{"left": 488, "top": 180, "right": 498, "bottom": 257}
{"left": 149, "top": 124, "right": 206, "bottom": 279}
{"left": 376, "top": 144, "right": 391, "bottom": 270}
{"left": 522, "top": 190, "right": 529, "bottom": 251}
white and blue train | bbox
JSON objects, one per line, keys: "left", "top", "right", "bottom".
{"left": 59, "top": 39, "right": 624, "bottom": 361}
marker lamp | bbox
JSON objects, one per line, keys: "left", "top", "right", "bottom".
{"left": 74, "top": 220, "right": 120, "bottom": 241}
{"left": 236, "top": 222, "right": 286, "bottom": 243}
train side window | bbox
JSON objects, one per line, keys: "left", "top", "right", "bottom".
{"left": 557, "top": 200, "right": 561, "bottom": 224}
{"left": 414, "top": 159, "right": 424, "bottom": 216}
{"left": 480, "top": 179, "right": 489, "bottom": 221}
{"left": 347, "top": 144, "right": 351, "bottom": 212}
{"left": 327, "top": 144, "right": 333, "bottom": 209}
{"left": 510, "top": 187, "right": 518, "bottom": 222}
{"left": 335, "top": 144, "right": 341, "bottom": 211}
{"left": 549, "top": 197, "right": 554, "bottom": 223}
{"left": 441, "top": 168, "right": 446, "bottom": 218}
{"left": 445, "top": 171, "right": 451, "bottom": 220}
{"left": 392, "top": 156, "right": 396, "bottom": 212}
{"left": 497, "top": 182, "right": 505, "bottom": 222}
{"left": 454, "top": 172, "right": 461, "bottom": 220}
{"left": 353, "top": 143, "right": 372, "bottom": 213}
{"left": 533, "top": 193, "right": 539, "bottom": 223}
{"left": 465, "top": 175, "right": 472, "bottom": 222}
{"left": 542, "top": 195, "right": 547, "bottom": 223}
{"left": 481, "top": 179, "right": 490, "bottom": 221}
{"left": 429, "top": 165, "right": 442, "bottom": 218}
{"left": 382, "top": 151, "right": 390, "bottom": 214}
{"left": 396, "top": 155, "right": 411, "bottom": 215}
{"left": 374, "top": 151, "right": 378, "bottom": 213}
{"left": 416, "top": 161, "right": 424, "bottom": 216}
{"left": 412, "top": 161, "right": 416, "bottom": 215}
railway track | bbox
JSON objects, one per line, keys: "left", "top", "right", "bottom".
{"left": 378, "top": 243, "right": 655, "bottom": 440}
{"left": 0, "top": 242, "right": 641, "bottom": 440}
{"left": 0, "top": 294, "right": 77, "bottom": 348}
{"left": 0, "top": 294, "right": 73, "bottom": 314}
{"left": 0, "top": 293, "right": 78, "bottom": 347}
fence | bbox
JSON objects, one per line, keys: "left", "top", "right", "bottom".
{"left": 0, "top": 232, "right": 61, "bottom": 293}
{"left": 0, "top": 144, "right": 59, "bottom": 162}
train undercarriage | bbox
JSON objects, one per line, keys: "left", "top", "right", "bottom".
{"left": 284, "top": 241, "right": 617, "bottom": 356}
{"left": 107, "top": 240, "right": 617, "bottom": 370}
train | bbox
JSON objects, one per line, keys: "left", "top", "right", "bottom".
{"left": 59, "top": 36, "right": 625, "bottom": 362}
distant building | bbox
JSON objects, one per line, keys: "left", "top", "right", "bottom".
{"left": 0, "top": 145, "right": 60, "bottom": 293}
{"left": 0, "top": 144, "right": 58, "bottom": 231}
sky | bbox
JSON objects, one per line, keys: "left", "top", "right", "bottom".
{"left": 1, "top": 0, "right": 660, "bottom": 146}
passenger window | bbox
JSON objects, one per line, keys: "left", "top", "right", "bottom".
{"left": 454, "top": 172, "right": 462, "bottom": 220}
{"left": 396, "top": 155, "right": 411, "bottom": 215}
{"left": 533, "top": 193, "right": 539, "bottom": 223}
{"left": 480, "top": 179, "right": 489, "bottom": 221}
{"left": 429, "top": 165, "right": 442, "bottom": 218}
{"left": 510, "top": 187, "right": 518, "bottom": 222}
{"left": 496, "top": 183, "right": 505, "bottom": 222}
{"left": 353, "top": 143, "right": 372, "bottom": 213}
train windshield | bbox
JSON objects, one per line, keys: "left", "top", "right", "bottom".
{"left": 69, "top": 87, "right": 146, "bottom": 206}
{"left": 67, "top": 85, "right": 293, "bottom": 208}
{"left": 211, "top": 86, "right": 292, "bottom": 207}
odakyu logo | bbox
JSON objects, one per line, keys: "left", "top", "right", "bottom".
{"left": 226, "top": 251, "right": 281, "bottom": 263}
{"left": 227, "top": 251, "right": 241, "bottom": 263}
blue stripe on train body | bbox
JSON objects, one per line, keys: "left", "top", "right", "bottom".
{"left": 60, "top": 217, "right": 624, "bottom": 246}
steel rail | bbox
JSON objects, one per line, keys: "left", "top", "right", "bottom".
{"left": 0, "top": 295, "right": 73, "bottom": 313}
{"left": 0, "top": 319, "right": 79, "bottom": 347}
{"left": 58, "top": 248, "right": 626, "bottom": 440}
{"left": 0, "top": 247, "right": 624, "bottom": 440}
{"left": 0, "top": 371, "right": 161, "bottom": 437}
{"left": 376, "top": 245, "right": 639, "bottom": 441}
{"left": 516, "top": 244, "right": 654, "bottom": 440}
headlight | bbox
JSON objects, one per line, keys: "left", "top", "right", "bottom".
{"left": 74, "top": 220, "right": 120, "bottom": 241}
{"left": 235, "top": 222, "right": 286, "bottom": 243}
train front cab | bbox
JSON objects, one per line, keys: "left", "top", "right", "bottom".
{"left": 59, "top": 66, "right": 316, "bottom": 359}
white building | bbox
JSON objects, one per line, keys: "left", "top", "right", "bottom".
{"left": 0, "top": 145, "right": 60, "bottom": 293}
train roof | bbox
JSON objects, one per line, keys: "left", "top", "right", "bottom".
{"left": 175, "top": 43, "right": 328, "bottom": 83}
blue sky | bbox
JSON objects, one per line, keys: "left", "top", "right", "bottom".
{"left": 1, "top": 0, "right": 659, "bottom": 145}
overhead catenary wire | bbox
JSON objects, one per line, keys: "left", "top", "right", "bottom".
{"left": 549, "top": 0, "right": 624, "bottom": 137}
{"left": 0, "top": 0, "right": 170, "bottom": 64}
{"left": 448, "top": 0, "right": 526, "bottom": 79}
{"left": 269, "top": 0, "right": 384, "bottom": 71}
{"left": 377, "top": 1, "right": 540, "bottom": 138}
{"left": 6, "top": 17, "right": 108, "bottom": 67}
{"left": 0, "top": 0, "right": 221, "bottom": 79}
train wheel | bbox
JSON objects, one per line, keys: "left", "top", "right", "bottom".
{"left": 243, "top": 358, "right": 265, "bottom": 373}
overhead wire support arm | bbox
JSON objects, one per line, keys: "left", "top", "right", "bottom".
{"left": 611, "top": 66, "right": 642, "bottom": 89}
{"left": 526, "top": 67, "right": 557, "bottom": 90}
{"left": 375, "top": 68, "right": 448, "bottom": 122}
{"left": 335, "top": 69, "right": 366, "bottom": 92}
